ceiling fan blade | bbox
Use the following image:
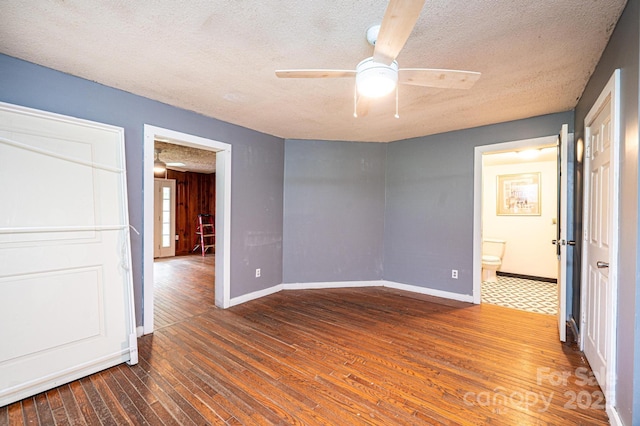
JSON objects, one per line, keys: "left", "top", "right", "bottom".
{"left": 373, "top": 0, "right": 426, "bottom": 65}
{"left": 399, "top": 68, "right": 481, "bottom": 89}
{"left": 275, "top": 69, "right": 356, "bottom": 78}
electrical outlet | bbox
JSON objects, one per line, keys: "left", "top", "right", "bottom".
{"left": 451, "top": 269, "right": 458, "bottom": 279}
{"left": 255, "top": 268, "right": 261, "bottom": 278}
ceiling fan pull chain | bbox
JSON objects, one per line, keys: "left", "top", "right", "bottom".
{"left": 353, "top": 84, "right": 358, "bottom": 118}
{"left": 394, "top": 85, "right": 399, "bottom": 119}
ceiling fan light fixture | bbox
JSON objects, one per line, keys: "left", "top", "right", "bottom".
{"left": 356, "top": 58, "right": 398, "bottom": 98}
{"left": 154, "top": 148, "right": 167, "bottom": 174}
{"left": 153, "top": 160, "right": 166, "bottom": 173}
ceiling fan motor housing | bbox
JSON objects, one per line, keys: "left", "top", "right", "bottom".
{"left": 356, "top": 58, "right": 398, "bottom": 98}
{"left": 366, "top": 24, "right": 380, "bottom": 46}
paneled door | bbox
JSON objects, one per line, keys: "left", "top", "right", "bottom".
{"left": 582, "top": 70, "right": 619, "bottom": 406}
{"left": 0, "top": 102, "right": 137, "bottom": 406}
{"left": 154, "top": 178, "right": 176, "bottom": 258}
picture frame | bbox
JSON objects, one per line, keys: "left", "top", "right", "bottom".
{"left": 496, "top": 172, "right": 541, "bottom": 215}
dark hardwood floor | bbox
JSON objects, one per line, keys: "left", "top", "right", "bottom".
{"left": 1, "top": 255, "right": 609, "bottom": 425}
{"left": 153, "top": 255, "right": 216, "bottom": 330}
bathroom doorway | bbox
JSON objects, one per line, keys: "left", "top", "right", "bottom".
{"left": 472, "top": 131, "right": 572, "bottom": 340}
{"left": 480, "top": 142, "right": 558, "bottom": 314}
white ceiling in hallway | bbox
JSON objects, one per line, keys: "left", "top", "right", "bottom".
{"left": 483, "top": 146, "right": 557, "bottom": 167}
{"left": 0, "top": 0, "right": 628, "bottom": 142}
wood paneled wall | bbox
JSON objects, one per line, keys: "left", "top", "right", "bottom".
{"left": 165, "top": 170, "right": 216, "bottom": 255}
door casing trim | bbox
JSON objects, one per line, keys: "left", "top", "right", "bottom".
{"left": 143, "top": 125, "right": 232, "bottom": 335}
{"left": 473, "top": 135, "right": 558, "bottom": 304}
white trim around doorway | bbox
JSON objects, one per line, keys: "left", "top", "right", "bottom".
{"left": 472, "top": 135, "right": 558, "bottom": 304}
{"left": 143, "top": 125, "right": 232, "bottom": 335}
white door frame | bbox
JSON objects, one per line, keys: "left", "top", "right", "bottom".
{"left": 143, "top": 125, "right": 232, "bottom": 335}
{"left": 473, "top": 135, "right": 558, "bottom": 304}
{"left": 580, "top": 69, "right": 620, "bottom": 416}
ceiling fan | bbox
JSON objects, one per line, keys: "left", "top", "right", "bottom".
{"left": 275, "top": 0, "right": 481, "bottom": 117}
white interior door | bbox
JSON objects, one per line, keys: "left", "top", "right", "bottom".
{"left": 0, "top": 102, "right": 137, "bottom": 406}
{"left": 154, "top": 179, "right": 176, "bottom": 258}
{"left": 555, "top": 124, "right": 569, "bottom": 342}
{"left": 582, "top": 70, "right": 619, "bottom": 406}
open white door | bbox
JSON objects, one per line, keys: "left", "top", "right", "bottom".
{"left": 0, "top": 102, "right": 137, "bottom": 406}
{"left": 554, "top": 124, "right": 569, "bottom": 342}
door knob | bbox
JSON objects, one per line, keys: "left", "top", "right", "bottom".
{"left": 551, "top": 240, "right": 557, "bottom": 245}
{"left": 568, "top": 241, "right": 576, "bottom": 246}
{"left": 596, "top": 261, "right": 609, "bottom": 269}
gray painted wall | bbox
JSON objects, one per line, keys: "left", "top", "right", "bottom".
{"left": 0, "top": 54, "right": 284, "bottom": 320}
{"left": 573, "top": 0, "right": 640, "bottom": 423}
{"left": 384, "top": 112, "right": 574, "bottom": 295}
{"left": 283, "top": 139, "right": 386, "bottom": 283}
{"left": 283, "top": 115, "right": 573, "bottom": 290}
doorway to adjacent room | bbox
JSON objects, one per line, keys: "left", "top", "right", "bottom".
{"left": 143, "top": 125, "right": 232, "bottom": 335}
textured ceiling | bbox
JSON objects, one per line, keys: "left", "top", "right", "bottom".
{"left": 155, "top": 141, "right": 216, "bottom": 174}
{"left": 0, "top": 0, "right": 628, "bottom": 142}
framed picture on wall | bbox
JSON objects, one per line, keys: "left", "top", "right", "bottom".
{"left": 496, "top": 173, "right": 541, "bottom": 215}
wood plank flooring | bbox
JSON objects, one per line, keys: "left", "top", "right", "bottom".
{"left": 153, "top": 255, "right": 215, "bottom": 330}
{"left": 1, "top": 255, "right": 609, "bottom": 425}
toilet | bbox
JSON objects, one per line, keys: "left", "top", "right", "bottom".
{"left": 482, "top": 238, "right": 506, "bottom": 283}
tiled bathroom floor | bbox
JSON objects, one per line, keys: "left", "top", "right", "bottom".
{"left": 482, "top": 275, "right": 558, "bottom": 315}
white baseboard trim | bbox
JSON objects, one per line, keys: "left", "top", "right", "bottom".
{"left": 136, "top": 326, "right": 144, "bottom": 338}
{"left": 607, "top": 405, "right": 623, "bottom": 426}
{"left": 229, "top": 284, "right": 284, "bottom": 307}
{"left": 228, "top": 280, "right": 473, "bottom": 307}
{"left": 568, "top": 317, "right": 580, "bottom": 346}
{"left": 382, "top": 280, "right": 474, "bottom": 303}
